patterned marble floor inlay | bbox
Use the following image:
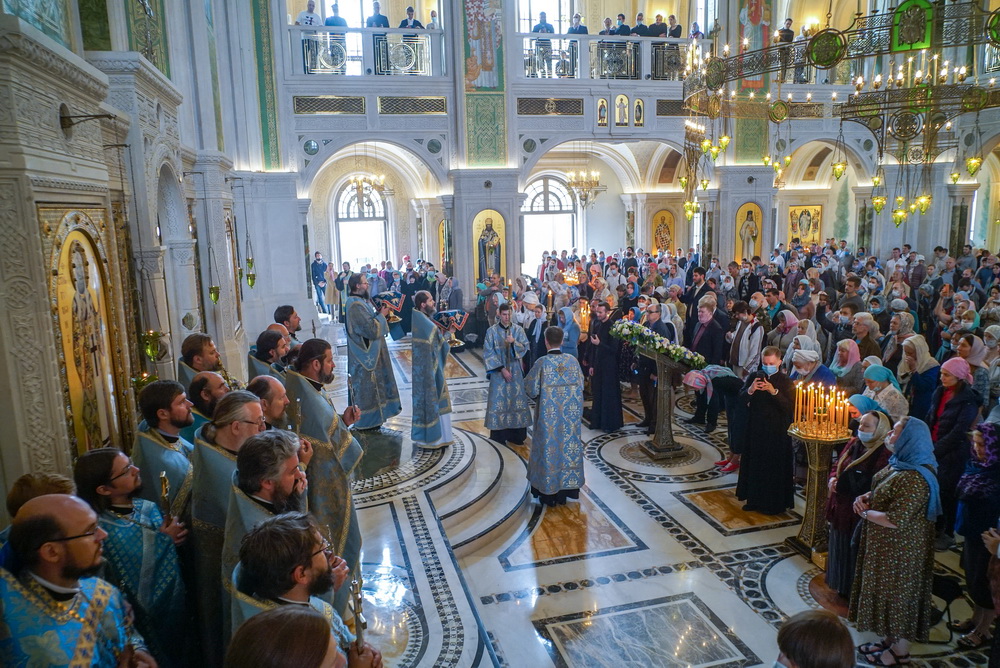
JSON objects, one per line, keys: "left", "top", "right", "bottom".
{"left": 392, "top": 347, "right": 475, "bottom": 383}
{"left": 533, "top": 593, "right": 761, "bottom": 668}
{"left": 499, "top": 488, "right": 645, "bottom": 570}
{"left": 676, "top": 484, "right": 801, "bottom": 535}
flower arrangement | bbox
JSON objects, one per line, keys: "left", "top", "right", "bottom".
{"left": 610, "top": 320, "right": 707, "bottom": 369}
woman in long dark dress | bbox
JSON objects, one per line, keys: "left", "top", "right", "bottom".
{"left": 736, "top": 346, "right": 795, "bottom": 515}
{"left": 586, "top": 302, "right": 623, "bottom": 432}
{"left": 849, "top": 416, "right": 940, "bottom": 666}
{"left": 951, "top": 423, "right": 1000, "bottom": 649}
{"left": 825, "top": 410, "right": 892, "bottom": 599}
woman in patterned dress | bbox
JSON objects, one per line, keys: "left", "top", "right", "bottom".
{"left": 849, "top": 416, "right": 941, "bottom": 666}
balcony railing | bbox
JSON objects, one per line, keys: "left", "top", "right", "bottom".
{"left": 516, "top": 34, "right": 708, "bottom": 81}
{"left": 288, "top": 26, "right": 447, "bottom": 77}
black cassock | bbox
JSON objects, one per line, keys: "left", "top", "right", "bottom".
{"left": 587, "top": 317, "right": 623, "bottom": 431}
{"left": 735, "top": 370, "right": 795, "bottom": 515}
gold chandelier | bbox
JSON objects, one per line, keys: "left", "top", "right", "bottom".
{"left": 566, "top": 169, "right": 602, "bottom": 207}
{"left": 350, "top": 173, "right": 385, "bottom": 203}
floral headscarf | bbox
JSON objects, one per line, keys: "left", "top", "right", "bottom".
{"left": 957, "top": 423, "right": 1000, "bottom": 501}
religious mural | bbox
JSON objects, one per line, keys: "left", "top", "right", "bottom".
{"left": 735, "top": 202, "right": 762, "bottom": 261}
{"left": 788, "top": 205, "right": 822, "bottom": 245}
{"left": 634, "top": 99, "right": 644, "bottom": 127}
{"left": 472, "top": 209, "right": 505, "bottom": 283}
{"left": 463, "top": 0, "right": 502, "bottom": 91}
{"left": 651, "top": 210, "right": 675, "bottom": 255}
{"left": 55, "top": 229, "right": 119, "bottom": 453}
{"left": 597, "top": 98, "right": 609, "bottom": 127}
{"left": 738, "top": 0, "right": 769, "bottom": 90}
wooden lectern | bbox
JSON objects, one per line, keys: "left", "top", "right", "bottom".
{"left": 638, "top": 347, "right": 689, "bottom": 461}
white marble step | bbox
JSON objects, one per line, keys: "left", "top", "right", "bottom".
{"left": 445, "top": 441, "right": 531, "bottom": 557}
{"left": 428, "top": 437, "right": 504, "bottom": 527}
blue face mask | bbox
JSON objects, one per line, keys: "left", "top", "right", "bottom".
{"left": 871, "top": 305, "right": 883, "bottom": 314}
{"left": 617, "top": 19, "right": 623, "bottom": 25}
{"left": 857, "top": 430, "right": 876, "bottom": 443}
{"left": 762, "top": 364, "right": 779, "bottom": 375}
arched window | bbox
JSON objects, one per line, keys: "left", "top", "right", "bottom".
{"left": 334, "top": 180, "right": 388, "bottom": 269}
{"left": 522, "top": 177, "right": 575, "bottom": 213}
{"left": 521, "top": 176, "right": 576, "bottom": 275}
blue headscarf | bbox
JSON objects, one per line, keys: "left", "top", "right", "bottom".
{"left": 848, "top": 394, "right": 884, "bottom": 415}
{"left": 559, "top": 306, "right": 580, "bottom": 344}
{"left": 889, "top": 418, "right": 943, "bottom": 521}
{"left": 863, "top": 363, "right": 902, "bottom": 392}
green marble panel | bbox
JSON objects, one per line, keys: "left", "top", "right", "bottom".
{"left": 465, "top": 93, "right": 506, "bottom": 168}
{"left": 124, "top": 0, "right": 170, "bottom": 78}
{"left": 250, "top": 0, "right": 280, "bottom": 170}
{"left": 79, "top": 0, "right": 111, "bottom": 51}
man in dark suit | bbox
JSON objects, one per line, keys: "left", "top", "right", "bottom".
{"left": 367, "top": 1, "right": 390, "bottom": 73}
{"left": 614, "top": 13, "right": 631, "bottom": 35}
{"left": 311, "top": 251, "right": 329, "bottom": 314}
{"left": 681, "top": 267, "right": 712, "bottom": 347}
{"left": 630, "top": 13, "right": 648, "bottom": 36}
{"left": 398, "top": 6, "right": 423, "bottom": 28}
{"left": 621, "top": 247, "right": 639, "bottom": 274}
{"left": 568, "top": 13, "right": 588, "bottom": 34}
{"left": 365, "top": 0, "right": 389, "bottom": 26}
{"left": 636, "top": 304, "right": 672, "bottom": 433}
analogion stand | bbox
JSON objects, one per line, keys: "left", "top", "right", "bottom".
{"left": 638, "top": 349, "right": 690, "bottom": 461}
{"left": 784, "top": 383, "right": 853, "bottom": 566}
{"left": 784, "top": 425, "right": 850, "bottom": 566}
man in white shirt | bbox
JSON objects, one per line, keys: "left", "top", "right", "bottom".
{"left": 295, "top": 0, "right": 322, "bottom": 73}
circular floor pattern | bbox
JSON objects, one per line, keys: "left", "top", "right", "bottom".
{"left": 590, "top": 431, "right": 725, "bottom": 483}
{"left": 674, "top": 393, "right": 729, "bottom": 424}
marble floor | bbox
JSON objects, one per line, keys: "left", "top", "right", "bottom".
{"left": 323, "top": 324, "right": 980, "bottom": 667}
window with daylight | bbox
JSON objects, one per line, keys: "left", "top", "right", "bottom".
{"left": 335, "top": 181, "right": 388, "bottom": 269}
{"left": 521, "top": 176, "right": 576, "bottom": 275}
{"left": 517, "top": 0, "right": 577, "bottom": 33}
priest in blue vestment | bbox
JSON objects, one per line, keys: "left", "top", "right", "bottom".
{"left": 285, "top": 338, "right": 364, "bottom": 614}
{"left": 524, "top": 326, "right": 586, "bottom": 506}
{"left": 178, "top": 332, "right": 222, "bottom": 388}
{"left": 410, "top": 291, "right": 454, "bottom": 449}
{"left": 229, "top": 512, "right": 362, "bottom": 661}
{"left": 1, "top": 494, "right": 154, "bottom": 667}
{"left": 181, "top": 370, "right": 228, "bottom": 442}
{"left": 74, "top": 448, "right": 190, "bottom": 667}
{"left": 190, "top": 390, "right": 264, "bottom": 666}
{"left": 247, "top": 329, "right": 289, "bottom": 381}
{"left": 345, "top": 273, "right": 402, "bottom": 429}
{"left": 133, "top": 380, "right": 194, "bottom": 521}
{"left": 483, "top": 303, "right": 533, "bottom": 444}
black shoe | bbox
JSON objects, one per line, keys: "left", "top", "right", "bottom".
{"left": 635, "top": 420, "right": 650, "bottom": 428}
{"left": 741, "top": 503, "right": 758, "bottom": 512}
{"left": 704, "top": 424, "right": 717, "bottom": 434}
{"left": 685, "top": 417, "right": 706, "bottom": 425}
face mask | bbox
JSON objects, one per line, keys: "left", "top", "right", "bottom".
{"left": 617, "top": 19, "right": 623, "bottom": 26}
{"left": 885, "top": 435, "right": 896, "bottom": 452}
{"left": 839, "top": 315, "right": 850, "bottom": 325}
{"left": 723, "top": 279, "right": 734, "bottom": 289}
{"left": 711, "top": 261, "right": 718, "bottom": 268}
{"left": 987, "top": 337, "right": 998, "bottom": 348}
{"left": 871, "top": 306, "right": 883, "bottom": 314}
{"left": 892, "top": 290, "right": 903, "bottom": 297}
{"left": 741, "top": 267, "right": 749, "bottom": 275}
{"left": 857, "top": 430, "right": 876, "bottom": 443}
{"left": 749, "top": 299, "right": 760, "bottom": 309}
{"left": 762, "top": 364, "right": 779, "bottom": 375}
{"left": 962, "top": 321, "right": 974, "bottom": 330}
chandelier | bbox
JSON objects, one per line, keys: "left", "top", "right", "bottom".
{"left": 350, "top": 173, "right": 385, "bottom": 203}
{"left": 566, "top": 169, "right": 602, "bottom": 207}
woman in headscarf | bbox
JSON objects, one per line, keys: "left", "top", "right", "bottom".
{"left": 849, "top": 417, "right": 940, "bottom": 665}
{"left": 557, "top": 306, "right": 580, "bottom": 359}
{"left": 682, "top": 365, "right": 739, "bottom": 438}
{"left": 591, "top": 276, "right": 612, "bottom": 305}
{"left": 861, "top": 355, "right": 883, "bottom": 373}
{"left": 848, "top": 394, "right": 886, "bottom": 422}
{"left": 663, "top": 302, "right": 683, "bottom": 344}
{"left": 956, "top": 332, "right": 992, "bottom": 414}
{"left": 790, "top": 279, "right": 814, "bottom": 320}
{"left": 950, "top": 423, "right": 1000, "bottom": 649}
{"left": 830, "top": 339, "right": 865, "bottom": 395}
{"left": 899, "top": 335, "right": 940, "bottom": 419}
{"left": 766, "top": 310, "right": 799, "bottom": 358}
{"left": 789, "top": 348, "right": 836, "bottom": 386}
{"left": 862, "top": 364, "right": 909, "bottom": 424}
{"left": 782, "top": 333, "right": 821, "bottom": 374}
{"left": 926, "top": 357, "right": 981, "bottom": 551}
{"left": 868, "top": 295, "right": 892, "bottom": 335}
{"left": 984, "top": 324, "right": 1000, "bottom": 404}
{"left": 881, "top": 312, "right": 914, "bottom": 372}
{"left": 826, "top": 410, "right": 892, "bottom": 599}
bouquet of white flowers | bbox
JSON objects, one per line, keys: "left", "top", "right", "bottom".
{"left": 609, "top": 320, "right": 707, "bottom": 369}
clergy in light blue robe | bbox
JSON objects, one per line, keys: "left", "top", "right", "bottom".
{"left": 229, "top": 563, "right": 354, "bottom": 650}
{"left": 132, "top": 423, "right": 193, "bottom": 521}
{"left": 247, "top": 352, "right": 285, "bottom": 382}
{"left": 221, "top": 472, "right": 275, "bottom": 594}
{"left": 98, "top": 499, "right": 188, "bottom": 667}
{"left": 345, "top": 293, "right": 402, "bottom": 429}
{"left": 285, "top": 365, "right": 363, "bottom": 614}
{"left": 0, "top": 571, "right": 142, "bottom": 667}
{"left": 410, "top": 301, "right": 453, "bottom": 448}
{"left": 190, "top": 424, "right": 238, "bottom": 667}
{"left": 177, "top": 359, "right": 196, "bottom": 388}
{"left": 483, "top": 305, "right": 533, "bottom": 444}
{"left": 179, "top": 408, "right": 210, "bottom": 443}
{"left": 524, "top": 333, "right": 586, "bottom": 506}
